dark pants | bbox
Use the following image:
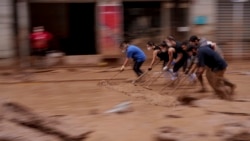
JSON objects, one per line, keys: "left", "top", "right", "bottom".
{"left": 133, "top": 61, "right": 144, "bottom": 77}
{"left": 173, "top": 59, "right": 186, "bottom": 73}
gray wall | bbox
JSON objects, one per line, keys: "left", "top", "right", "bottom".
{"left": 0, "top": 0, "right": 15, "bottom": 59}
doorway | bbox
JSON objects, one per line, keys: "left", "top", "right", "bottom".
{"left": 29, "top": 3, "right": 96, "bottom": 55}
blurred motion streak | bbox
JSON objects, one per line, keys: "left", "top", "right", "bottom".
{"left": 0, "top": 0, "right": 250, "bottom": 68}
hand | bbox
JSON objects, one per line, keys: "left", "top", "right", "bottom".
{"left": 163, "top": 66, "right": 168, "bottom": 71}
{"left": 184, "top": 69, "right": 189, "bottom": 75}
{"left": 195, "top": 71, "right": 202, "bottom": 77}
{"left": 188, "top": 73, "right": 197, "bottom": 81}
{"left": 171, "top": 61, "right": 176, "bottom": 66}
{"left": 148, "top": 68, "right": 152, "bottom": 71}
{"left": 120, "top": 65, "right": 125, "bottom": 71}
{"left": 190, "top": 73, "right": 197, "bottom": 78}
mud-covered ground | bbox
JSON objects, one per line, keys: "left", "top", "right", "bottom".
{"left": 0, "top": 61, "right": 249, "bottom": 141}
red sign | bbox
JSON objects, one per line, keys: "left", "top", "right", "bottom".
{"left": 98, "top": 3, "right": 122, "bottom": 57}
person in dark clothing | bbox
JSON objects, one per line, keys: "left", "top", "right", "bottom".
{"left": 189, "top": 35, "right": 225, "bottom": 92}
{"left": 164, "top": 36, "right": 188, "bottom": 80}
{"left": 147, "top": 41, "right": 169, "bottom": 71}
{"left": 189, "top": 43, "right": 236, "bottom": 100}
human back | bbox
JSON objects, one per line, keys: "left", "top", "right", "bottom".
{"left": 197, "top": 45, "right": 227, "bottom": 71}
{"left": 127, "top": 45, "right": 146, "bottom": 62}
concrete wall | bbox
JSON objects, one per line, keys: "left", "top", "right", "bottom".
{"left": 160, "top": 2, "right": 171, "bottom": 39}
{"left": 0, "top": 0, "right": 227, "bottom": 68}
{"left": 189, "top": 0, "right": 217, "bottom": 41}
{"left": 0, "top": 0, "right": 15, "bottom": 59}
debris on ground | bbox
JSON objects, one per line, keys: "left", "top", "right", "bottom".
{"left": 216, "top": 121, "right": 250, "bottom": 141}
{"left": 99, "top": 82, "right": 179, "bottom": 107}
{"left": 0, "top": 102, "right": 93, "bottom": 141}
{"left": 154, "top": 126, "right": 182, "bottom": 141}
{"left": 104, "top": 101, "right": 133, "bottom": 114}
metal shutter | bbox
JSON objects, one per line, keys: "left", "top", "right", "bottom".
{"left": 216, "top": 0, "right": 250, "bottom": 60}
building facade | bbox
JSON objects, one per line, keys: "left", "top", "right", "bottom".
{"left": 0, "top": 0, "right": 16, "bottom": 66}
{"left": 0, "top": 0, "right": 249, "bottom": 67}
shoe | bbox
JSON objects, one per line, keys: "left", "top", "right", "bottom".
{"left": 168, "top": 69, "right": 173, "bottom": 73}
{"left": 171, "top": 72, "right": 178, "bottom": 81}
{"left": 216, "top": 92, "right": 233, "bottom": 101}
{"left": 171, "top": 76, "right": 178, "bottom": 81}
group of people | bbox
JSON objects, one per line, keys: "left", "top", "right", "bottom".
{"left": 119, "top": 35, "right": 236, "bottom": 100}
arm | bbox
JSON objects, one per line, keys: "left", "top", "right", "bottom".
{"left": 208, "top": 41, "right": 224, "bottom": 58}
{"left": 120, "top": 57, "right": 129, "bottom": 71}
{"left": 186, "top": 62, "right": 197, "bottom": 74}
{"left": 207, "top": 41, "right": 216, "bottom": 50}
{"left": 196, "top": 51, "right": 206, "bottom": 76}
{"left": 120, "top": 49, "right": 131, "bottom": 71}
{"left": 174, "top": 53, "right": 183, "bottom": 64}
{"left": 124, "top": 49, "right": 133, "bottom": 67}
{"left": 165, "top": 47, "right": 175, "bottom": 68}
{"left": 149, "top": 50, "right": 159, "bottom": 68}
{"left": 186, "top": 56, "right": 198, "bottom": 74}
{"left": 122, "top": 57, "right": 129, "bottom": 67}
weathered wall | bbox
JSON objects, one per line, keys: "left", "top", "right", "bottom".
{"left": 0, "top": 0, "right": 15, "bottom": 58}
{"left": 189, "top": 0, "right": 217, "bottom": 41}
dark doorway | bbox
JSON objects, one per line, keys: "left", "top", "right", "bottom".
{"left": 67, "top": 3, "right": 96, "bottom": 55}
{"left": 29, "top": 3, "right": 96, "bottom": 55}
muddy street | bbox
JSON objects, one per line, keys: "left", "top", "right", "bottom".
{"left": 0, "top": 61, "right": 250, "bottom": 141}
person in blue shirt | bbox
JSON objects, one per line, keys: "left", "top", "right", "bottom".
{"left": 120, "top": 41, "right": 146, "bottom": 77}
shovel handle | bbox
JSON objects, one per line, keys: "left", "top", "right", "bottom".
{"left": 108, "top": 71, "right": 122, "bottom": 81}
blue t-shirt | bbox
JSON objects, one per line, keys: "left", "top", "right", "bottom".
{"left": 126, "top": 45, "right": 146, "bottom": 62}
{"left": 197, "top": 45, "right": 227, "bottom": 71}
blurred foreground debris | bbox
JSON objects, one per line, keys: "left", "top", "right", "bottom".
{"left": 154, "top": 98, "right": 250, "bottom": 141}
{"left": 154, "top": 126, "right": 182, "bottom": 141}
{"left": 104, "top": 101, "right": 133, "bottom": 114}
{"left": 0, "top": 102, "right": 93, "bottom": 141}
{"left": 217, "top": 122, "right": 250, "bottom": 141}
{"left": 154, "top": 123, "right": 250, "bottom": 141}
